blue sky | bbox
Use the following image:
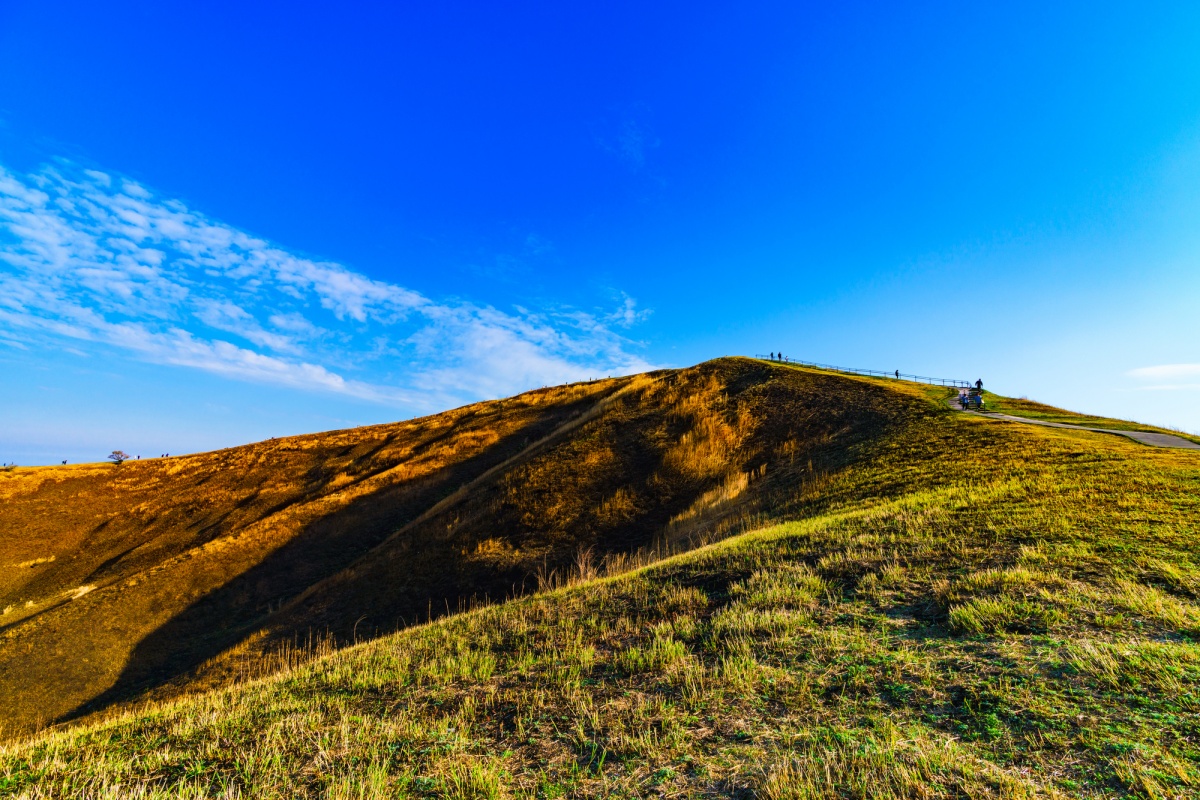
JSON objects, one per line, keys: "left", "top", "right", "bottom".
{"left": 2, "top": 2, "right": 1200, "bottom": 464}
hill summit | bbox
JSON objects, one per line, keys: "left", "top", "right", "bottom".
{"left": 1, "top": 358, "right": 915, "bottom": 736}
{"left": 2, "top": 357, "right": 1198, "bottom": 798}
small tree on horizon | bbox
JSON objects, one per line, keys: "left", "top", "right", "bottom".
{"left": 108, "top": 450, "right": 130, "bottom": 465}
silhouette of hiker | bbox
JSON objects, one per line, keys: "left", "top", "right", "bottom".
{"left": 770, "top": 352, "right": 775, "bottom": 360}
{"left": 975, "top": 379, "right": 983, "bottom": 390}
{"left": 895, "top": 369, "right": 899, "bottom": 379}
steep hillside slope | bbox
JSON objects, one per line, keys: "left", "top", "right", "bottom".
{"left": 0, "top": 376, "right": 626, "bottom": 735}
{"left": 0, "top": 358, "right": 923, "bottom": 738}
{"left": 3, "top": 362, "right": 1197, "bottom": 798}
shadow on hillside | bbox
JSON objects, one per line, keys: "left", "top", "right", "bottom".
{"left": 58, "top": 359, "right": 916, "bottom": 729}
{"left": 57, "top": 394, "right": 606, "bottom": 726}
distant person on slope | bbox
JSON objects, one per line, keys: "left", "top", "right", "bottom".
{"left": 895, "top": 370, "right": 899, "bottom": 379}
{"left": 976, "top": 379, "right": 983, "bottom": 391}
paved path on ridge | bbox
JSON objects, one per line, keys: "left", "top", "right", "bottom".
{"left": 947, "top": 396, "right": 1200, "bottom": 450}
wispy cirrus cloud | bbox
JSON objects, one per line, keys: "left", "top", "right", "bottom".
{"left": 0, "top": 160, "right": 656, "bottom": 411}
{"left": 1126, "top": 363, "right": 1200, "bottom": 391}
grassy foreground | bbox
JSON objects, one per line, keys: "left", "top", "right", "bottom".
{"left": 2, "top": 372, "right": 1199, "bottom": 798}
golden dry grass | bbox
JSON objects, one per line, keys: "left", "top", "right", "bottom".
{"left": 0, "top": 377, "right": 625, "bottom": 736}
{"left": 2, "top": 358, "right": 1197, "bottom": 798}
{"left": 1, "top": 359, "right": 915, "bottom": 739}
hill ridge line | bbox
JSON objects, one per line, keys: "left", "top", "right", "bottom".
{"left": 275, "top": 373, "right": 655, "bottom": 615}
{"left": 1, "top": 387, "right": 612, "bottom": 639}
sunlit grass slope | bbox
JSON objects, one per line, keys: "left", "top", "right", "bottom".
{"left": 979, "top": 392, "right": 1200, "bottom": 441}
{"left": 2, "top": 359, "right": 1198, "bottom": 797}
{"left": 1, "top": 358, "right": 914, "bottom": 739}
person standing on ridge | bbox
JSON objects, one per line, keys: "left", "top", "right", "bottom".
{"left": 895, "top": 370, "right": 899, "bottom": 379}
{"left": 976, "top": 378, "right": 983, "bottom": 391}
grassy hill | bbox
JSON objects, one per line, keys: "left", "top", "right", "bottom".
{"left": 2, "top": 358, "right": 1198, "bottom": 798}
{"left": 0, "top": 359, "right": 913, "bottom": 739}
{"left": 978, "top": 392, "right": 1200, "bottom": 442}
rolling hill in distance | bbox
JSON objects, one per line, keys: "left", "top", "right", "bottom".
{"left": 2, "top": 357, "right": 1199, "bottom": 797}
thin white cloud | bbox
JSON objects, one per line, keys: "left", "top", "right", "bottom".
{"left": 608, "top": 294, "right": 651, "bottom": 328}
{"left": 0, "top": 160, "right": 656, "bottom": 411}
{"left": 267, "top": 311, "right": 322, "bottom": 337}
{"left": 1130, "top": 383, "right": 1200, "bottom": 392}
{"left": 191, "top": 299, "right": 301, "bottom": 354}
{"left": 1128, "top": 363, "right": 1200, "bottom": 380}
{"left": 407, "top": 303, "right": 654, "bottom": 399}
